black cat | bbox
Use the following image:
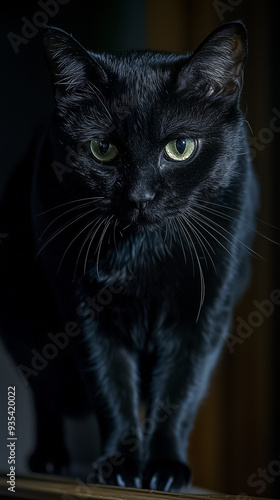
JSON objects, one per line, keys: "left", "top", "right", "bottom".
{"left": 0, "top": 21, "right": 258, "bottom": 491}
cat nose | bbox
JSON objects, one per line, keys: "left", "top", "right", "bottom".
{"left": 128, "top": 189, "right": 155, "bottom": 210}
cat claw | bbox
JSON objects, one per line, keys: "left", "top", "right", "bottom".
{"left": 116, "top": 473, "right": 142, "bottom": 489}
{"left": 92, "top": 456, "right": 142, "bottom": 488}
{"left": 143, "top": 459, "right": 192, "bottom": 492}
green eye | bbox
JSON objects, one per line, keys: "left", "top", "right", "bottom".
{"left": 165, "top": 138, "right": 196, "bottom": 162}
{"left": 90, "top": 139, "right": 119, "bottom": 163}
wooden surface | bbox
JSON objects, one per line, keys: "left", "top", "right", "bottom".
{"left": 0, "top": 475, "right": 274, "bottom": 500}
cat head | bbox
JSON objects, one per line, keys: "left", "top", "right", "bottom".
{"left": 42, "top": 22, "right": 248, "bottom": 235}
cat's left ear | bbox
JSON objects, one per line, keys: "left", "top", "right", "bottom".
{"left": 179, "top": 21, "right": 247, "bottom": 98}
{"left": 42, "top": 26, "right": 108, "bottom": 94}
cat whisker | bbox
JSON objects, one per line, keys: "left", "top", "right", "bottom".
{"left": 189, "top": 208, "right": 245, "bottom": 265}
{"left": 187, "top": 206, "right": 239, "bottom": 264}
{"left": 197, "top": 198, "right": 273, "bottom": 227}
{"left": 193, "top": 199, "right": 280, "bottom": 247}
{"left": 154, "top": 222, "right": 164, "bottom": 232}
{"left": 179, "top": 215, "right": 207, "bottom": 264}
{"left": 174, "top": 217, "right": 195, "bottom": 276}
{"left": 36, "top": 207, "right": 101, "bottom": 258}
{"left": 163, "top": 222, "right": 169, "bottom": 244}
{"left": 113, "top": 219, "right": 119, "bottom": 255}
{"left": 173, "top": 218, "right": 187, "bottom": 265}
{"left": 191, "top": 201, "right": 237, "bottom": 224}
{"left": 180, "top": 214, "right": 217, "bottom": 274}
{"left": 190, "top": 206, "right": 264, "bottom": 262}
{"left": 73, "top": 216, "right": 104, "bottom": 280}
{"left": 164, "top": 220, "right": 174, "bottom": 249}
{"left": 169, "top": 220, "right": 178, "bottom": 250}
{"left": 244, "top": 118, "right": 253, "bottom": 135}
{"left": 39, "top": 203, "right": 99, "bottom": 240}
{"left": 176, "top": 216, "right": 205, "bottom": 321}
{"left": 35, "top": 196, "right": 104, "bottom": 216}
{"left": 57, "top": 215, "right": 103, "bottom": 277}
{"left": 169, "top": 220, "right": 177, "bottom": 250}
{"left": 83, "top": 217, "right": 109, "bottom": 276}
{"left": 95, "top": 215, "right": 115, "bottom": 277}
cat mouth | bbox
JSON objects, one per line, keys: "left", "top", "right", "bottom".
{"left": 122, "top": 209, "right": 161, "bottom": 233}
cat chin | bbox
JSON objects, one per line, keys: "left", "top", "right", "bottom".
{"left": 135, "top": 224, "right": 157, "bottom": 234}
{"left": 125, "top": 222, "right": 157, "bottom": 234}
{"left": 119, "top": 211, "right": 161, "bottom": 234}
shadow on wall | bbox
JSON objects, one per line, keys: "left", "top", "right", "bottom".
{"left": 0, "top": 336, "right": 101, "bottom": 476}
{"left": 0, "top": 338, "right": 34, "bottom": 475}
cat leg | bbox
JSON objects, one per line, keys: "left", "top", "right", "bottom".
{"left": 29, "top": 399, "right": 69, "bottom": 475}
{"left": 142, "top": 336, "right": 220, "bottom": 492}
{"left": 78, "top": 344, "right": 143, "bottom": 488}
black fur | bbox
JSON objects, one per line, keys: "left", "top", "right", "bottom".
{"left": 0, "top": 22, "right": 258, "bottom": 491}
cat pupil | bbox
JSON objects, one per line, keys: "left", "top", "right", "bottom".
{"left": 176, "top": 139, "right": 186, "bottom": 155}
{"left": 99, "top": 141, "right": 109, "bottom": 154}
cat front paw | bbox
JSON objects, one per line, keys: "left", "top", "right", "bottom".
{"left": 29, "top": 447, "right": 69, "bottom": 475}
{"left": 143, "top": 459, "right": 191, "bottom": 492}
{"left": 92, "top": 455, "right": 142, "bottom": 488}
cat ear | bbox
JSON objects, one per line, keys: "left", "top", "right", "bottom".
{"left": 179, "top": 21, "right": 247, "bottom": 98}
{"left": 42, "top": 26, "right": 108, "bottom": 94}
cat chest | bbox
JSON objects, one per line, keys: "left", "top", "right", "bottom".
{"left": 78, "top": 262, "right": 201, "bottom": 335}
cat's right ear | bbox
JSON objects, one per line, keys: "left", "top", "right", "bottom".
{"left": 42, "top": 26, "right": 108, "bottom": 94}
{"left": 178, "top": 21, "right": 247, "bottom": 100}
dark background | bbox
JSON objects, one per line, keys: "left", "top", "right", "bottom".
{"left": 0, "top": 0, "right": 279, "bottom": 497}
